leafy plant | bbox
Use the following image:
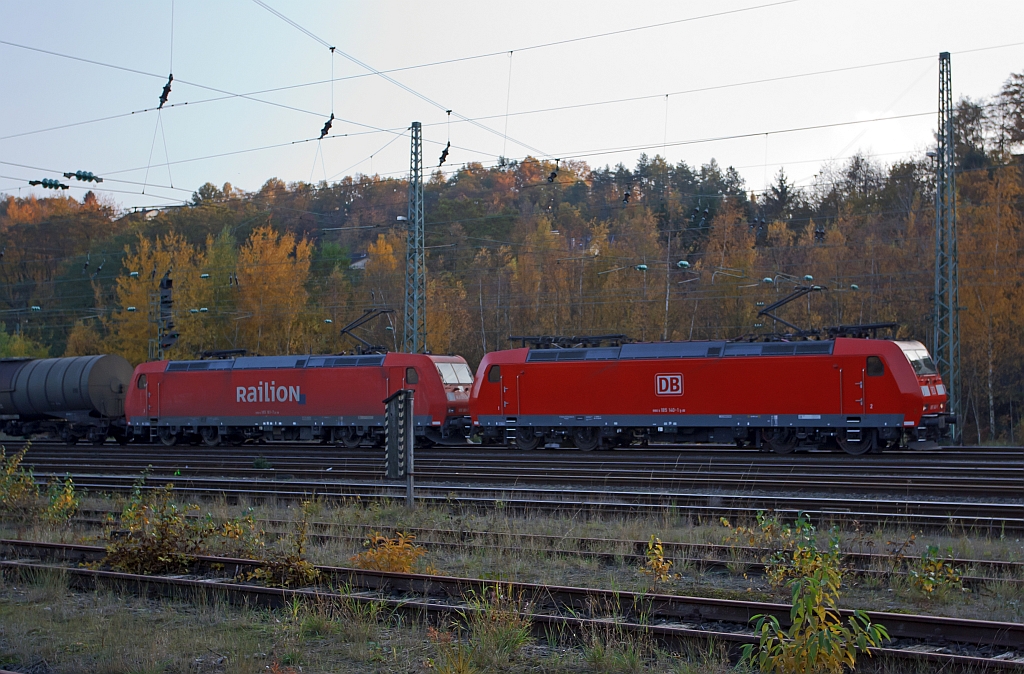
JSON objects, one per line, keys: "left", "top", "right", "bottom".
{"left": 105, "top": 484, "right": 216, "bottom": 574}
{"left": 0, "top": 446, "right": 37, "bottom": 514}
{"left": 722, "top": 510, "right": 815, "bottom": 554}
{"left": 218, "top": 509, "right": 266, "bottom": 558}
{"left": 639, "top": 535, "right": 674, "bottom": 587}
{"left": 253, "top": 455, "right": 272, "bottom": 469}
{"left": 909, "top": 545, "right": 964, "bottom": 596}
{"left": 42, "top": 475, "right": 79, "bottom": 526}
{"left": 349, "top": 531, "right": 426, "bottom": 573}
{"left": 744, "top": 535, "right": 888, "bottom": 673}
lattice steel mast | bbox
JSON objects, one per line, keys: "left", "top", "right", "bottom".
{"left": 403, "top": 121, "right": 426, "bottom": 353}
{"left": 933, "top": 52, "right": 961, "bottom": 443}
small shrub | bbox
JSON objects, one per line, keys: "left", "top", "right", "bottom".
{"left": 639, "top": 535, "right": 674, "bottom": 588}
{"left": 0, "top": 446, "right": 37, "bottom": 514}
{"left": 218, "top": 510, "right": 266, "bottom": 558}
{"left": 253, "top": 455, "right": 272, "bottom": 469}
{"left": 722, "top": 510, "right": 814, "bottom": 554}
{"left": 744, "top": 535, "right": 888, "bottom": 674}
{"left": 349, "top": 531, "right": 426, "bottom": 573}
{"left": 105, "top": 484, "right": 215, "bottom": 574}
{"left": 42, "top": 475, "right": 80, "bottom": 527}
{"left": 909, "top": 545, "right": 964, "bottom": 597}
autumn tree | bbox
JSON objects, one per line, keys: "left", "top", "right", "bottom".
{"left": 235, "top": 224, "right": 313, "bottom": 355}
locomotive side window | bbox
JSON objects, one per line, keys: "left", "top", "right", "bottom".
{"left": 136, "top": 374, "right": 147, "bottom": 389}
{"left": 866, "top": 356, "right": 884, "bottom": 377}
{"left": 488, "top": 365, "right": 501, "bottom": 383}
{"left": 405, "top": 367, "right": 419, "bottom": 384}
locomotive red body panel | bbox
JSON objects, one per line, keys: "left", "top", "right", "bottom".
{"left": 470, "top": 337, "right": 950, "bottom": 452}
{"left": 125, "top": 352, "right": 472, "bottom": 445}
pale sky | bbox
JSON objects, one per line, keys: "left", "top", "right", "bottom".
{"left": 1, "top": 1, "right": 1022, "bottom": 211}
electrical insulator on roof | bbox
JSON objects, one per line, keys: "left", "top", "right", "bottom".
{"left": 438, "top": 141, "right": 450, "bottom": 167}
{"left": 158, "top": 73, "right": 173, "bottom": 109}
{"left": 320, "top": 113, "right": 334, "bottom": 139}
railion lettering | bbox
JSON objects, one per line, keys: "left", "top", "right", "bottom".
{"left": 236, "top": 381, "right": 305, "bottom": 404}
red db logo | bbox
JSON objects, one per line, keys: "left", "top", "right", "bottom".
{"left": 655, "top": 373, "right": 683, "bottom": 396}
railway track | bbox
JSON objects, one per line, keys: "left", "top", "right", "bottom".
{"left": 62, "top": 511, "right": 1024, "bottom": 588}
{"left": 2, "top": 539, "right": 1021, "bottom": 670}
{"left": 30, "top": 473, "right": 1024, "bottom": 533}
{"left": 14, "top": 443, "right": 1024, "bottom": 497}
{"left": 12, "top": 442, "right": 1024, "bottom": 531}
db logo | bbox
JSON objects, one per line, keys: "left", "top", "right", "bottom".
{"left": 655, "top": 373, "right": 683, "bottom": 396}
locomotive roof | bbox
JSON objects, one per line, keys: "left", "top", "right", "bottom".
{"left": 165, "top": 353, "right": 387, "bottom": 371}
{"left": 524, "top": 340, "right": 834, "bottom": 362}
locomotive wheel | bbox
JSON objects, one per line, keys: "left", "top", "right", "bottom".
{"left": 200, "top": 427, "right": 220, "bottom": 447}
{"left": 158, "top": 429, "right": 178, "bottom": 446}
{"left": 334, "top": 426, "right": 362, "bottom": 448}
{"left": 836, "top": 429, "right": 876, "bottom": 456}
{"left": 514, "top": 427, "right": 541, "bottom": 451}
{"left": 764, "top": 428, "right": 797, "bottom": 454}
{"left": 64, "top": 432, "right": 80, "bottom": 446}
{"left": 572, "top": 426, "right": 601, "bottom": 452}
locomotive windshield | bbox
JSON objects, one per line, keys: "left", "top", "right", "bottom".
{"left": 435, "top": 362, "right": 474, "bottom": 385}
{"left": 897, "top": 341, "right": 938, "bottom": 375}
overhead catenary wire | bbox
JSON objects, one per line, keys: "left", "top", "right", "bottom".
{"left": 250, "top": 0, "right": 553, "bottom": 160}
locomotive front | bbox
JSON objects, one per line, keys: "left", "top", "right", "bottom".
{"left": 894, "top": 341, "right": 955, "bottom": 444}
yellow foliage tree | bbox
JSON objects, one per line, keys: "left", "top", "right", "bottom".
{"left": 235, "top": 225, "right": 312, "bottom": 355}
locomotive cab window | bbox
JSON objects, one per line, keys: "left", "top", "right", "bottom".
{"left": 487, "top": 365, "right": 501, "bottom": 383}
{"left": 866, "top": 356, "right": 884, "bottom": 377}
{"left": 405, "top": 367, "right": 419, "bottom": 384}
{"left": 136, "top": 374, "right": 147, "bottom": 389}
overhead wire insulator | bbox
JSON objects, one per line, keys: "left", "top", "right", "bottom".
{"left": 622, "top": 191, "right": 631, "bottom": 204}
{"left": 438, "top": 141, "right": 450, "bottom": 167}
{"left": 29, "top": 179, "right": 69, "bottom": 190}
{"left": 320, "top": 113, "right": 334, "bottom": 139}
{"left": 158, "top": 73, "right": 173, "bottom": 109}
{"left": 64, "top": 171, "right": 103, "bottom": 183}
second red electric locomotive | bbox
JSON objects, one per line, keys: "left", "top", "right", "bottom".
{"left": 470, "top": 338, "right": 951, "bottom": 454}
{"left": 125, "top": 352, "right": 473, "bottom": 446}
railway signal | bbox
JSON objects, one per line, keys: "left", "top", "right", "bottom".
{"left": 384, "top": 389, "right": 416, "bottom": 508}
{"left": 157, "top": 273, "right": 178, "bottom": 353}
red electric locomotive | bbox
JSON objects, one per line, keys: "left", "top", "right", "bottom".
{"left": 470, "top": 338, "right": 952, "bottom": 454}
{"left": 125, "top": 352, "right": 473, "bottom": 446}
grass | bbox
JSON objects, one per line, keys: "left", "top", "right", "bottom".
{"left": 0, "top": 567, "right": 744, "bottom": 674}
{"left": 2, "top": 487, "right": 1024, "bottom": 667}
